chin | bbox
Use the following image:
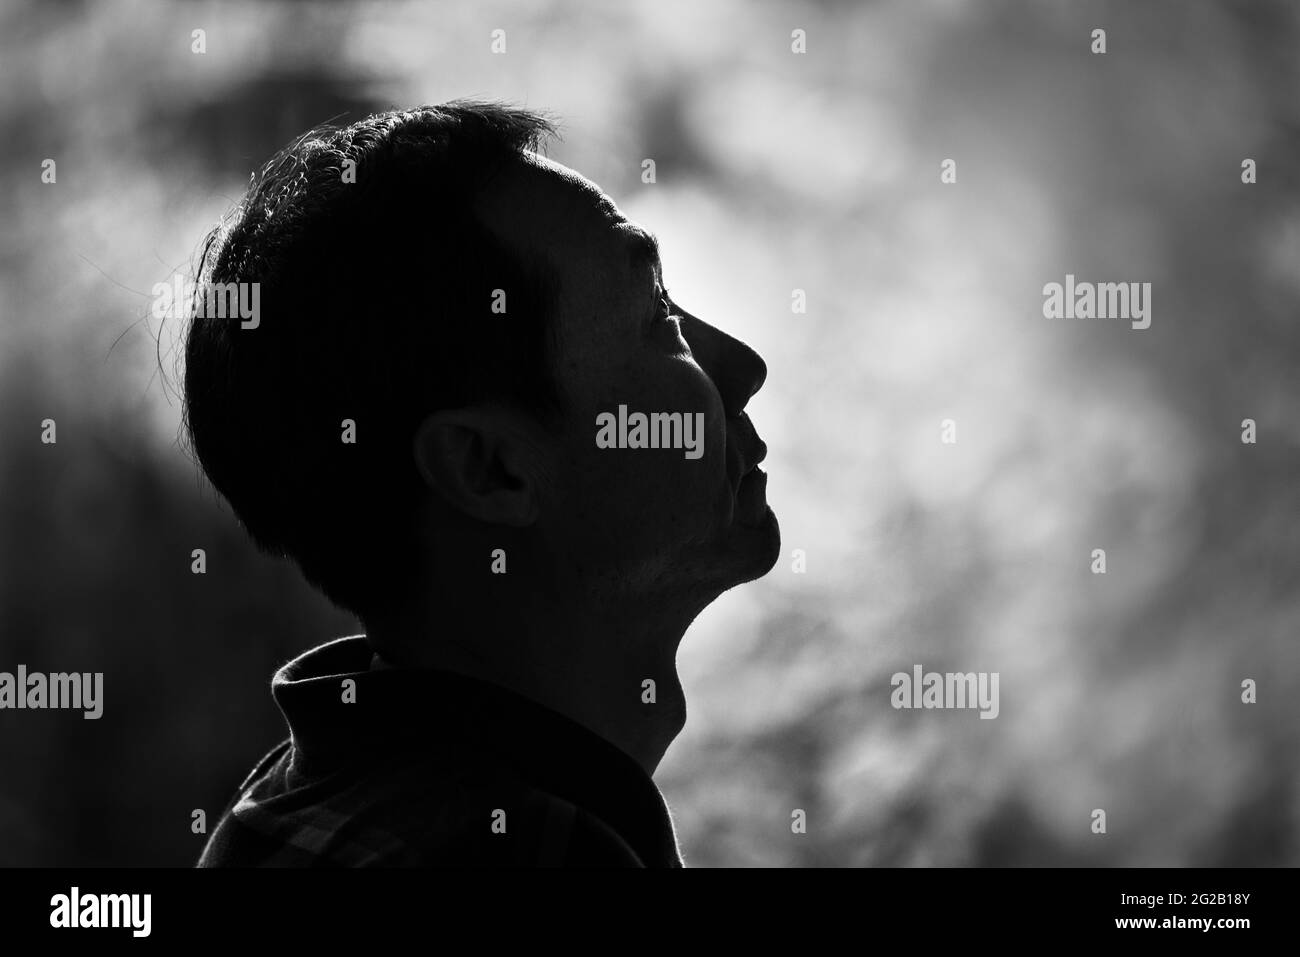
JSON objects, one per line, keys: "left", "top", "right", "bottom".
{"left": 726, "top": 466, "right": 780, "bottom": 579}
{"left": 697, "top": 503, "right": 780, "bottom": 592}
{"left": 731, "top": 504, "right": 782, "bottom": 583}
{"left": 667, "top": 484, "right": 782, "bottom": 598}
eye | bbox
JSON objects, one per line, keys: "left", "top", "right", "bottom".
{"left": 657, "top": 288, "right": 680, "bottom": 325}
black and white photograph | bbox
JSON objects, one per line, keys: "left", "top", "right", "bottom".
{"left": 0, "top": 0, "right": 1295, "bottom": 941}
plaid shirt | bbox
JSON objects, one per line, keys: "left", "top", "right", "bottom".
{"left": 197, "top": 636, "right": 685, "bottom": 867}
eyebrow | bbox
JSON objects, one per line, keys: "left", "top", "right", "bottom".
{"left": 625, "top": 228, "right": 662, "bottom": 280}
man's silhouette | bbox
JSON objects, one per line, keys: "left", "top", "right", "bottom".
{"left": 188, "top": 101, "right": 778, "bottom": 867}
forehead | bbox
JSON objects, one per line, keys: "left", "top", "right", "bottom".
{"left": 487, "top": 153, "right": 660, "bottom": 277}
{"left": 518, "top": 152, "right": 616, "bottom": 217}
{"left": 472, "top": 154, "right": 662, "bottom": 375}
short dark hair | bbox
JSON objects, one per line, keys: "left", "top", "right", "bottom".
{"left": 183, "top": 101, "right": 563, "bottom": 620}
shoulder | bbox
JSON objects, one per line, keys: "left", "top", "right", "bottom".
{"left": 352, "top": 771, "right": 646, "bottom": 867}
{"left": 203, "top": 745, "right": 649, "bottom": 868}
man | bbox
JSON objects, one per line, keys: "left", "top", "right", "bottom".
{"left": 189, "top": 101, "right": 779, "bottom": 867}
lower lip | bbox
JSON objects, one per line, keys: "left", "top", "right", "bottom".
{"left": 735, "top": 467, "right": 769, "bottom": 526}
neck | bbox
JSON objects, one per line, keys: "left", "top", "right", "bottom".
{"left": 366, "top": 583, "right": 700, "bottom": 776}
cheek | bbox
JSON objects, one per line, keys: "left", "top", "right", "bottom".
{"left": 553, "top": 395, "right": 730, "bottom": 555}
{"left": 664, "top": 383, "right": 731, "bottom": 532}
{"left": 632, "top": 448, "right": 729, "bottom": 557}
{"left": 544, "top": 352, "right": 731, "bottom": 551}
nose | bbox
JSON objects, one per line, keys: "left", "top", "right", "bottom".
{"left": 676, "top": 307, "right": 767, "bottom": 417}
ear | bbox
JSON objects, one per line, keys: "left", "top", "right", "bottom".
{"left": 411, "top": 407, "right": 548, "bottom": 526}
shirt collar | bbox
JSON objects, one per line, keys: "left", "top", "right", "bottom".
{"left": 271, "top": 635, "right": 684, "bottom": 867}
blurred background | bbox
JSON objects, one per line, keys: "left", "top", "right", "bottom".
{"left": 1, "top": 0, "right": 1297, "bottom": 866}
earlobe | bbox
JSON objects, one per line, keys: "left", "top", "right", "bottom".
{"left": 411, "top": 409, "right": 541, "bottom": 527}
